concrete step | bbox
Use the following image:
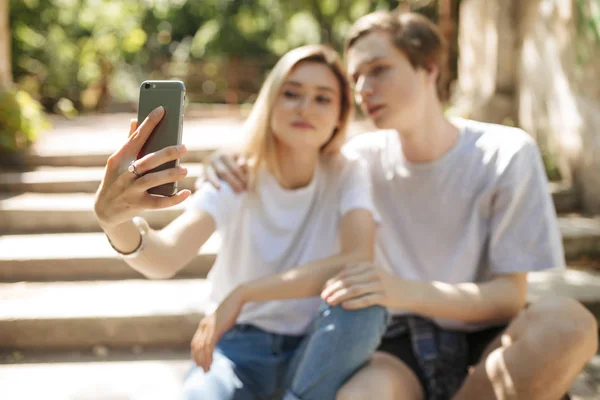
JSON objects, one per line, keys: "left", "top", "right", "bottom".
{"left": 0, "top": 349, "right": 190, "bottom": 400}
{"left": 550, "top": 181, "right": 579, "bottom": 214}
{"left": 22, "top": 114, "right": 247, "bottom": 167}
{"left": 0, "top": 192, "right": 187, "bottom": 234}
{"left": 0, "top": 232, "right": 219, "bottom": 282}
{"left": 0, "top": 192, "right": 598, "bottom": 256}
{"left": 0, "top": 169, "right": 578, "bottom": 213}
{"left": 0, "top": 164, "right": 204, "bottom": 194}
{"left": 0, "top": 279, "right": 211, "bottom": 350}
{"left": 559, "top": 215, "right": 600, "bottom": 260}
{"left": 527, "top": 269, "right": 600, "bottom": 320}
{"left": 20, "top": 114, "right": 374, "bottom": 168}
{"left": 1, "top": 269, "right": 600, "bottom": 351}
{"left": 0, "top": 230, "right": 598, "bottom": 283}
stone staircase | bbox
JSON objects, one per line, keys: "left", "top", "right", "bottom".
{"left": 0, "top": 114, "right": 599, "bottom": 399}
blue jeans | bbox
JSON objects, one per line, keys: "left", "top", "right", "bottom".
{"left": 182, "top": 302, "right": 388, "bottom": 400}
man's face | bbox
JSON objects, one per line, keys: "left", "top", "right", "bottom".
{"left": 347, "top": 30, "right": 430, "bottom": 132}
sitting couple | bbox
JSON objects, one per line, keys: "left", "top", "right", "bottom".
{"left": 94, "top": 10, "right": 597, "bottom": 400}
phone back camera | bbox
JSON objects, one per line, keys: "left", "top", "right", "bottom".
{"left": 144, "top": 83, "right": 151, "bottom": 89}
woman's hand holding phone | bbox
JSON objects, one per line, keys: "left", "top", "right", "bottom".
{"left": 94, "top": 106, "right": 191, "bottom": 229}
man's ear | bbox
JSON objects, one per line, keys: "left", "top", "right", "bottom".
{"left": 425, "top": 64, "right": 439, "bottom": 84}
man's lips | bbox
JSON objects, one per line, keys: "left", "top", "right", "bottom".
{"left": 367, "top": 105, "right": 385, "bottom": 116}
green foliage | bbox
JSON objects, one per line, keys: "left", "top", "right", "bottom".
{"left": 540, "top": 149, "right": 562, "bottom": 182}
{"left": 0, "top": 89, "right": 51, "bottom": 152}
{"left": 11, "top": 0, "right": 441, "bottom": 108}
{"left": 10, "top": 0, "right": 149, "bottom": 111}
{"left": 575, "top": 0, "right": 600, "bottom": 64}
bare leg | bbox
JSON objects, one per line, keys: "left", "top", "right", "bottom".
{"left": 335, "top": 352, "right": 424, "bottom": 400}
{"left": 454, "top": 296, "right": 598, "bottom": 400}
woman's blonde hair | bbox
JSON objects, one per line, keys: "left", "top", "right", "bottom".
{"left": 241, "top": 44, "right": 353, "bottom": 189}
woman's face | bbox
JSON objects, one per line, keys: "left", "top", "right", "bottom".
{"left": 270, "top": 61, "right": 342, "bottom": 152}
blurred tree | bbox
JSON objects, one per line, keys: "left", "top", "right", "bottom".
{"left": 0, "top": 1, "right": 50, "bottom": 159}
{"left": 10, "top": 0, "right": 148, "bottom": 112}
{"left": 0, "top": 0, "right": 11, "bottom": 90}
{"left": 9, "top": 0, "right": 454, "bottom": 108}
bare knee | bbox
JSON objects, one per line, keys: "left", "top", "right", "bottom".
{"left": 335, "top": 385, "right": 370, "bottom": 400}
{"left": 335, "top": 372, "right": 393, "bottom": 400}
{"left": 525, "top": 296, "right": 598, "bottom": 359}
{"left": 499, "top": 296, "right": 599, "bottom": 398}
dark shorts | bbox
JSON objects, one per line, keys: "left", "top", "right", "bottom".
{"left": 377, "top": 324, "right": 506, "bottom": 396}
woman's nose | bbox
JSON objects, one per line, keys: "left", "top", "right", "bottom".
{"left": 296, "top": 95, "right": 311, "bottom": 114}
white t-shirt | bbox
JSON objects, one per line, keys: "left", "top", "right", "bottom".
{"left": 187, "top": 154, "right": 375, "bottom": 335}
{"left": 343, "top": 118, "right": 565, "bottom": 331}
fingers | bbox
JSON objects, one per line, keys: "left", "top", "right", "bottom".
{"left": 135, "top": 166, "right": 188, "bottom": 192}
{"left": 322, "top": 264, "right": 377, "bottom": 298}
{"left": 202, "top": 166, "right": 221, "bottom": 190}
{"left": 235, "top": 155, "right": 248, "bottom": 180}
{"left": 192, "top": 333, "right": 203, "bottom": 368}
{"left": 203, "top": 331, "right": 213, "bottom": 373}
{"left": 134, "top": 144, "right": 187, "bottom": 176}
{"left": 222, "top": 155, "right": 248, "bottom": 190}
{"left": 322, "top": 271, "right": 373, "bottom": 298}
{"left": 128, "top": 119, "right": 138, "bottom": 138}
{"left": 103, "top": 117, "right": 140, "bottom": 175}
{"left": 197, "top": 326, "right": 210, "bottom": 372}
{"left": 192, "top": 324, "right": 215, "bottom": 373}
{"left": 123, "top": 106, "right": 165, "bottom": 158}
{"left": 323, "top": 281, "right": 382, "bottom": 306}
{"left": 143, "top": 189, "right": 191, "bottom": 209}
{"left": 213, "top": 157, "right": 246, "bottom": 193}
{"left": 341, "top": 293, "right": 385, "bottom": 310}
{"left": 321, "top": 263, "right": 383, "bottom": 307}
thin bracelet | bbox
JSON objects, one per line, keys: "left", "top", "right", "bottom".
{"left": 106, "top": 217, "right": 149, "bottom": 259}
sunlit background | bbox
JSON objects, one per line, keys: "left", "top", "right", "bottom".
{"left": 1, "top": 1, "right": 600, "bottom": 399}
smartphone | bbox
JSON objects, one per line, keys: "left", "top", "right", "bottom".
{"left": 137, "top": 80, "right": 186, "bottom": 196}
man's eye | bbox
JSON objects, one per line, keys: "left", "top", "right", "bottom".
{"left": 371, "top": 65, "right": 387, "bottom": 75}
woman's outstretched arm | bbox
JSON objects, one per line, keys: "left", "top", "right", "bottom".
{"left": 95, "top": 108, "right": 216, "bottom": 279}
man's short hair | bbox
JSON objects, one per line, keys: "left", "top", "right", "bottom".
{"left": 345, "top": 11, "right": 448, "bottom": 97}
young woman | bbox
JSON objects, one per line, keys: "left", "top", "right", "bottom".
{"left": 94, "top": 44, "right": 387, "bottom": 400}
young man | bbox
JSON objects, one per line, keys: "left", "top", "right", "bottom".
{"left": 205, "top": 11, "right": 598, "bottom": 400}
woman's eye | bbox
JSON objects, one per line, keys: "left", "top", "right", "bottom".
{"left": 316, "top": 95, "right": 331, "bottom": 104}
{"left": 284, "top": 90, "right": 299, "bottom": 98}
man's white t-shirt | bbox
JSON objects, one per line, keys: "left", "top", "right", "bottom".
{"left": 343, "top": 119, "right": 565, "bottom": 331}
{"left": 187, "top": 155, "right": 375, "bottom": 335}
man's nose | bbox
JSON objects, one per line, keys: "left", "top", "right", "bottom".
{"left": 356, "top": 75, "right": 374, "bottom": 98}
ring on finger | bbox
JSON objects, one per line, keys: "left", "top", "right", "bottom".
{"left": 128, "top": 161, "right": 143, "bottom": 178}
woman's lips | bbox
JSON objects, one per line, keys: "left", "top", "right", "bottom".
{"left": 291, "top": 121, "right": 315, "bottom": 129}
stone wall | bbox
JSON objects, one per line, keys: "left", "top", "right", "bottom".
{"left": 452, "top": 0, "right": 518, "bottom": 124}
{"left": 518, "top": 0, "right": 600, "bottom": 213}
